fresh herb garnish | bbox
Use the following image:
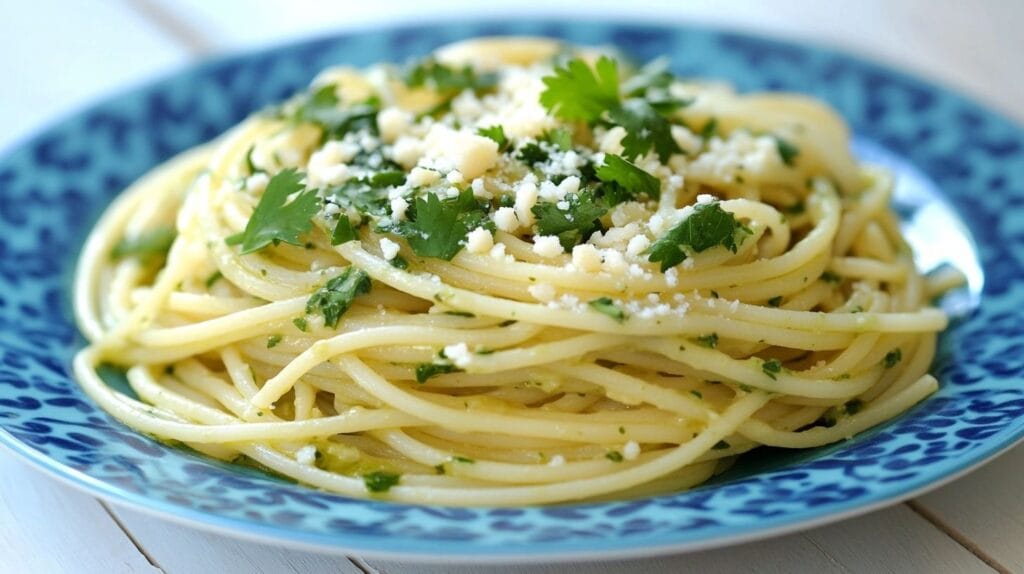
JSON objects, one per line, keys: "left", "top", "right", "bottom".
{"left": 415, "top": 362, "right": 462, "bottom": 383}
{"left": 690, "top": 390, "right": 703, "bottom": 399}
{"left": 541, "top": 127, "right": 573, "bottom": 151}
{"left": 266, "top": 334, "right": 282, "bottom": 348}
{"left": 362, "top": 471, "right": 400, "bottom": 493}
{"left": 767, "top": 296, "right": 783, "bottom": 307}
{"left": 404, "top": 58, "right": 497, "bottom": 92}
{"left": 821, "top": 270, "right": 842, "bottom": 284}
{"left": 204, "top": 270, "right": 223, "bottom": 288}
{"left": 331, "top": 216, "right": 358, "bottom": 245}
{"left": 700, "top": 118, "right": 718, "bottom": 141}
{"left": 762, "top": 358, "right": 783, "bottom": 380}
{"left": 607, "top": 99, "right": 681, "bottom": 162}
{"left": 605, "top": 451, "right": 624, "bottom": 462}
{"left": 647, "top": 201, "right": 750, "bottom": 271}
{"left": 773, "top": 135, "right": 800, "bottom": 166}
{"left": 390, "top": 190, "right": 491, "bottom": 260}
{"left": 290, "top": 84, "right": 379, "bottom": 141}
{"left": 588, "top": 297, "right": 627, "bottom": 323}
{"left": 292, "top": 317, "right": 308, "bottom": 332}
{"left": 845, "top": 399, "right": 865, "bottom": 415}
{"left": 884, "top": 349, "right": 902, "bottom": 369}
{"left": 226, "top": 169, "right": 320, "bottom": 254}
{"left": 516, "top": 142, "right": 549, "bottom": 166}
{"left": 111, "top": 226, "right": 177, "bottom": 263}
{"left": 451, "top": 455, "right": 475, "bottom": 464}
{"left": 712, "top": 440, "right": 731, "bottom": 450}
{"left": 696, "top": 333, "right": 719, "bottom": 349}
{"left": 476, "top": 125, "right": 510, "bottom": 152}
{"left": 540, "top": 56, "right": 621, "bottom": 123}
{"left": 305, "top": 267, "right": 372, "bottom": 328}
{"left": 389, "top": 255, "right": 409, "bottom": 270}
{"left": 595, "top": 154, "right": 661, "bottom": 204}
{"left": 532, "top": 190, "right": 608, "bottom": 250}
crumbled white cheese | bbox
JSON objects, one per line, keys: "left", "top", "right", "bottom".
{"left": 379, "top": 237, "right": 400, "bottom": 260}
{"left": 602, "top": 250, "right": 629, "bottom": 275}
{"left": 532, "top": 235, "right": 564, "bottom": 258}
{"left": 572, "top": 244, "right": 603, "bottom": 273}
{"left": 446, "top": 170, "right": 465, "bottom": 184}
{"left": 528, "top": 283, "right": 557, "bottom": 302}
{"left": 443, "top": 342, "right": 472, "bottom": 368}
{"left": 295, "top": 445, "right": 317, "bottom": 466}
{"left": 623, "top": 441, "right": 640, "bottom": 461}
{"left": 626, "top": 235, "right": 651, "bottom": 257}
{"left": 548, "top": 454, "right": 566, "bottom": 467}
{"left": 671, "top": 124, "right": 703, "bottom": 156}
{"left": 538, "top": 179, "right": 562, "bottom": 202}
{"left": 465, "top": 227, "right": 494, "bottom": 254}
{"left": 390, "top": 196, "right": 409, "bottom": 220}
{"left": 514, "top": 180, "right": 539, "bottom": 227}
{"left": 696, "top": 193, "right": 716, "bottom": 204}
{"left": 489, "top": 242, "right": 508, "bottom": 259}
{"left": 423, "top": 125, "right": 499, "bottom": 180}
{"left": 407, "top": 166, "right": 441, "bottom": 187}
{"left": 377, "top": 107, "right": 412, "bottom": 143}
{"left": 470, "top": 177, "right": 490, "bottom": 199}
{"left": 648, "top": 214, "right": 666, "bottom": 235}
{"left": 688, "top": 130, "right": 780, "bottom": 183}
{"left": 664, "top": 267, "right": 679, "bottom": 286}
{"left": 557, "top": 175, "right": 581, "bottom": 197}
{"left": 392, "top": 136, "right": 426, "bottom": 168}
{"left": 493, "top": 206, "right": 519, "bottom": 232}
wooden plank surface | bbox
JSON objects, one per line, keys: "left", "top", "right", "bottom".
{"left": 1, "top": 1, "right": 1023, "bottom": 572}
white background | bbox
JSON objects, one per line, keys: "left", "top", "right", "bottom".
{"left": 1, "top": 1, "right": 1022, "bottom": 572}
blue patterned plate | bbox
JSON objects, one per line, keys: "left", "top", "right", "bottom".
{"left": 1, "top": 20, "right": 1023, "bottom": 562}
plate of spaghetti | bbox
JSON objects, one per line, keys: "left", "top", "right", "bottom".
{"left": 1, "top": 21, "right": 1022, "bottom": 561}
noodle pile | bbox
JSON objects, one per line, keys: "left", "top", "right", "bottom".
{"left": 73, "top": 37, "right": 952, "bottom": 505}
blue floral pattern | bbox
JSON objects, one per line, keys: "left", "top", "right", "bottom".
{"left": 1, "top": 21, "right": 1023, "bottom": 559}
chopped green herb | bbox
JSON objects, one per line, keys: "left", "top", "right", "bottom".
{"left": 773, "top": 135, "right": 800, "bottom": 166}
{"left": 762, "top": 358, "right": 783, "bottom": 380}
{"left": 404, "top": 58, "right": 497, "bottom": 92}
{"left": 415, "top": 362, "right": 462, "bottom": 383}
{"left": 204, "top": 270, "right": 223, "bottom": 288}
{"left": 845, "top": 399, "right": 865, "bottom": 415}
{"left": 541, "top": 127, "right": 573, "bottom": 151}
{"left": 884, "top": 348, "right": 902, "bottom": 368}
{"left": 362, "top": 471, "right": 400, "bottom": 493}
{"left": 540, "top": 56, "right": 621, "bottom": 123}
{"left": 331, "top": 216, "right": 358, "bottom": 245}
{"left": 289, "top": 84, "right": 380, "bottom": 141}
{"left": 516, "top": 142, "right": 549, "bottom": 166}
{"left": 498, "top": 320, "right": 517, "bottom": 327}
{"left": 588, "top": 297, "right": 627, "bottom": 323}
{"left": 621, "top": 57, "right": 673, "bottom": 97}
{"left": 111, "top": 226, "right": 177, "bottom": 263}
{"left": 476, "top": 125, "right": 510, "bottom": 152}
{"left": 434, "top": 464, "right": 446, "bottom": 475}
{"left": 451, "top": 455, "right": 475, "bottom": 464}
{"left": 700, "top": 118, "right": 718, "bottom": 141}
{"left": 389, "top": 255, "right": 409, "bottom": 270}
{"left": 784, "top": 200, "right": 806, "bottom": 215}
{"left": 596, "top": 154, "right": 661, "bottom": 204}
{"left": 266, "top": 334, "right": 282, "bottom": 348}
{"left": 712, "top": 440, "right": 730, "bottom": 450}
{"left": 306, "top": 267, "right": 372, "bottom": 328}
{"left": 608, "top": 99, "right": 681, "bottom": 162}
{"left": 292, "top": 317, "right": 308, "bottom": 332}
{"left": 737, "top": 383, "right": 753, "bottom": 393}
{"left": 710, "top": 290, "right": 720, "bottom": 299}
{"left": 444, "top": 310, "right": 476, "bottom": 318}
{"left": 618, "top": 426, "right": 626, "bottom": 435}
{"left": 767, "top": 296, "right": 783, "bottom": 307}
{"left": 605, "top": 451, "right": 624, "bottom": 462}
{"left": 821, "top": 270, "right": 842, "bottom": 284}
{"left": 532, "top": 190, "right": 608, "bottom": 250}
{"left": 226, "top": 169, "right": 320, "bottom": 254}
{"left": 390, "top": 190, "right": 491, "bottom": 260}
{"left": 647, "top": 201, "right": 751, "bottom": 271}
{"left": 245, "top": 145, "right": 261, "bottom": 175}
{"left": 696, "top": 333, "right": 719, "bottom": 348}
{"left": 690, "top": 390, "right": 704, "bottom": 399}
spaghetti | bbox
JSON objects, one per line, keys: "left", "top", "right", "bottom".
{"left": 73, "top": 37, "right": 952, "bottom": 505}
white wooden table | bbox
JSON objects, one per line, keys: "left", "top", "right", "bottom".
{"left": 2, "top": 2, "right": 1022, "bottom": 572}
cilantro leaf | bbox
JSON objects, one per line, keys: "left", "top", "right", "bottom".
{"left": 700, "top": 118, "right": 718, "bottom": 141}
{"left": 516, "top": 142, "right": 549, "bottom": 166}
{"left": 226, "top": 169, "right": 320, "bottom": 255}
{"left": 588, "top": 297, "right": 627, "bottom": 323}
{"left": 540, "top": 56, "right": 621, "bottom": 123}
{"left": 111, "top": 226, "right": 177, "bottom": 263}
{"left": 762, "top": 358, "right": 783, "bottom": 380}
{"left": 773, "top": 135, "right": 800, "bottom": 166}
{"left": 290, "top": 85, "right": 380, "bottom": 141}
{"left": 596, "top": 154, "right": 661, "bottom": 204}
{"left": 476, "top": 125, "right": 510, "bottom": 152}
{"left": 306, "top": 267, "right": 372, "bottom": 328}
{"left": 608, "top": 99, "right": 681, "bottom": 162}
{"left": 532, "top": 190, "right": 608, "bottom": 250}
{"left": 392, "top": 190, "right": 491, "bottom": 260}
{"left": 362, "top": 471, "right": 400, "bottom": 493}
{"left": 415, "top": 362, "right": 462, "bottom": 383}
{"left": 404, "top": 58, "right": 497, "bottom": 92}
{"left": 884, "top": 348, "right": 902, "bottom": 368}
{"left": 331, "top": 216, "right": 358, "bottom": 245}
{"left": 695, "top": 333, "right": 718, "bottom": 348}
{"left": 647, "top": 201, "right": 750, "bottom": 271}
{"left": 541, "top": 127, "right": 573, "bottom": 151}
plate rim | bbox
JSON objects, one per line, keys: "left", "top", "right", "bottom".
{"left": 2, "top": 16, "right": 1023, "bottom": 562}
